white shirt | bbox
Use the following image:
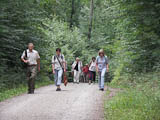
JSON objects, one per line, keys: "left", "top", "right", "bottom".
{"left": 96, "top": 56, "right": 108, "bottom": 71}
{"left": 89, "top": 61, "right": 96, "bottom": 72}
{"left": 72, "top": 61, "right": 83, "bottom": 72}
{"left": 52, "top": 54, "right": 65, "bottom": 70}
{"left": 21, "top": 49, "right": 40, "bottom": 65}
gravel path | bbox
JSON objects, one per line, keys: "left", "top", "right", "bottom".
{"left": 0, "top": 83, "right": 106, "bottom": 120}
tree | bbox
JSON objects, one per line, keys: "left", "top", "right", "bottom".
{"left": 70, "top": 0, "right": 75, "bottom": 28}
{"left": 88, "top": 0, "right": 94, "bottom": 40}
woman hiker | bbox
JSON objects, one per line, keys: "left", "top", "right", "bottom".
{"left": 96, "top": 49, "right": 109, "bottom": 91}
{"left": 88, "top": 57, "right": 96, "bottom": 85}
{"left": 52, "top": 48, "right": 66, "bottom": 91}
{"left": 72, "top": 57, "right": 83, "bottom": 84}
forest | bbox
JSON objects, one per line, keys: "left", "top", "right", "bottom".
{"left": 0, "top": 0, "right": 160, "bottom": 119}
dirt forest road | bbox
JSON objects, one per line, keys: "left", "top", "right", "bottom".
{"left": 0, "top": 83, "right": 106, "bottom": 120}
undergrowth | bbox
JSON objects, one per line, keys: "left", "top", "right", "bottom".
{"left": 105, "top": 72, "right": 160, "bottom": 120}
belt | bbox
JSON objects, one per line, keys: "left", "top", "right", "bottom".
{"left": 28, "top": 64, "right": 37, "bottom": 67}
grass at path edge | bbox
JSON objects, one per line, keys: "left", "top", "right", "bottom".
{"left": 0, "top": 79, "right": 53, "bottom": 102}
{"left": 104, "top": 72, "right": 160, "bottom": 120}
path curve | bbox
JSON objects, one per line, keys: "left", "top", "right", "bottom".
{"left": 0, "top": 83, "right": 106, "bottom": 120}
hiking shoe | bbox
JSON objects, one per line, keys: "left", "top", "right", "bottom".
{"left": 28, "top": 91, "right": 34, "bottom": 94}
{"left": 101, "top": 88, "right": 104, "bottom": 91}
{"left": 56, "top": 88, "right": 61, "bottom": 91}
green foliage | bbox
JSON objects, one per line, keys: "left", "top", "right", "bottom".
{"left": 105, "top": 72, "right": 160, "bottom": 120}
{"left": 41, "top": 0, "right": 81, "bottom": 27}
{"left": 103, "top": 1, "right": 160, "bottom": 117}
{"left": 38, "top": 17, "right": 93, "bottom": 72}
{"left": 0, "top": 0, "right": 94, "bottom": 92}
{"left": 0, "top": 1, "right": 160, "bottom": 115}
{"left": 0, "top": 0, "right": 48, "bottom": 92}
{"left": 0, "top": 0, "right": 45, "bottom": 60}
{"left": 110, "top": 0, "right": 160, "bottom": 71}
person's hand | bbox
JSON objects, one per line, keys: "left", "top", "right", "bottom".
{"left": 107, "top": 68, "right": 109, "bottom": 72}
{"left": 64, "top": 69, "right": 66, "bottom": 72}
{"left": 38, "top": 66, "right": 40, "bottom": 72}
{"left": 53, "top": 70, "right": 55, "bottom": 74}
{"left": 96, "top": 69, "right": 99, "bottom": 73}
{"left": 24, "top": 60, "right": 29, "bottom": 63}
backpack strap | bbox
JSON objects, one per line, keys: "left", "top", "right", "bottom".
{"left": 55, "top": 55, "right": 64, "bottom": 69}
{"left": 105, "top": 56, "right": 108, "bottom": 64}
{"left": 54, "top": 55, "right": 63, "bottom": 61}
{"left": 97, "top": 56, "right": 108, "bottom": 64}
{"left": 61, "top": 55, "right": 63, "bottom": 60}
{"left": 54, "top": 55, "right": 56, "bottom": 61}
{"left": 97, "top": 56, "right": 100, "bottom": 63}
{"left": 24, "top": 49, "right": 28, "bottom": 60}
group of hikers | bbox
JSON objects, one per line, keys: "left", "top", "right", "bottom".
{"left": 21, "top": 43, "right": 109, "bottom": 94}
{"left": 71, "top": 57, "right": 96, "bottom": 85}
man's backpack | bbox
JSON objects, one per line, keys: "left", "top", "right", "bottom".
{"left": 21, "top": 49, "right": 28, "bottom": 68}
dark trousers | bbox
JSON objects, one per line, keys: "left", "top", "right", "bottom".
{"left": 89, "top": 71, "right": 96, "bottom": 82}
{"left": 27, "top": 66, "right": 37, "bottom": 92}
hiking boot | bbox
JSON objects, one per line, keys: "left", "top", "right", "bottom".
{"left": 101, "top": 88, "right": 104, "bottom": 91}
{"left": 28, "top": 91, "right": 34, "bottom": 94}
{"left": 56, "top": 88, "right": 61, "bottom": 91}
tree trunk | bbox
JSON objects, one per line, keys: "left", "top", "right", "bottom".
{"left": 70, "top": 0, "right": 75, "bottom": 28}
{"left": 88, "top": 0, "right": 94, "bottom": 40}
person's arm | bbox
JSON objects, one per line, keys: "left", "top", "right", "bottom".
{"left": 63, "top": 62, "right": 66, "bottom": 72}
{"left": 21, "top": 58, "right": 28, "bottom": 63}
{"left": 71, "top": 62, "right": 74, "bottom": 71}
{"left": 89, "top": 61, "right": 92, "bottom": 67}
{"left": 36, "top": 53, "right": 40, "bottom": 72}
{"left": 37, "top": 58, "right": 40, "bottom": 72}
{"left": 21, "top": 51, "right": 28, "bottom": 63}
{"left": 96, "top": 57, "right": 99, "bottom": 73}
{"left": 81, "top": 61, "right": 83, "bottom": 72}
{"left": 96, "top": 63, "right": 99, "bottom": 73}
{"left": 62, "top": 55, "right": 66, "bottom": 72}
{"left": 106, "top": 64, "right": 109, "bottom": 72}
{"left": 52, "top": 64, "right": 55, "bottom": 74}
{"left": 52, "top": 56, "right": 55, "bottom": 74}
{"left": 71, "top": 62, "right": 75, "bottom": 76}
{"left": 106, "top": 57, "right": 109, "bottom": 72}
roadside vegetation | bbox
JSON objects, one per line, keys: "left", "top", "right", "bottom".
{"left": 105, "top": 72, "right": 160, "bottom": 120}
{"left": 0, "top": 74, "right": 52, "bottom": 102}
{"left": 0, "top": 1, "right": 160, "bottom": 119}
